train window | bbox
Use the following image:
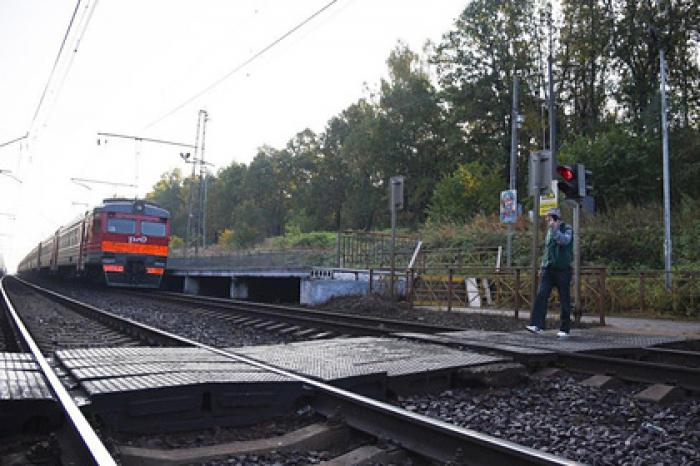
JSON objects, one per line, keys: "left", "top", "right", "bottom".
{"left": 93, "top": 218, "right": 102, "bottom": 232}
{"left": 141, "top": 221, "right": 166, "bottom": 237}
{"left": 107, "top": 218, "right": 136, "bottom": 234}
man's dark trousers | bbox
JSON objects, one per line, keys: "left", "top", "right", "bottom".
{"left": 530, "top": 267, "right": 572, "bottom": 332}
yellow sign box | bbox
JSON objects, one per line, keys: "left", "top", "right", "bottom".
{"left": 539, "top": 181, "right": 559, "bottom": 216}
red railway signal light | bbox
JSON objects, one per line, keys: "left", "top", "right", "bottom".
{"left": 557, "top": 165, "right": 579, "bottom": 199}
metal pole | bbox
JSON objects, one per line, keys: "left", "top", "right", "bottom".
{"left": 390, "top": 199, "right": 396, "bottom": 298}
{"left": 548, "top": 51, "right": 556, "bottom": 171}
{"left": 199, "top": 110, "right": 209, "bottom": 250}
{"left": 573, "top": 201, "right": 581, "bottom": 321}
{"left": 336, "top": 231, "right": 340, "bottom": 267}
{"left": 187, "top": 112, "right": 204, "bottom": 258}
{"left": 660, "top": 48, "right": 672, "bottom": 290}
{"left": 507, "top": 75, "right": 519, "bottom": 267}
{"left": 531, "top": 193, "right": 541, "bottom": 306}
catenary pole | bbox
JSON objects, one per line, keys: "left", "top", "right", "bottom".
{"left": 507, "top": 75, "right": 519, "bottom": 267}
{"left": 659, "top": 49, "right": 672, "bottom": 290}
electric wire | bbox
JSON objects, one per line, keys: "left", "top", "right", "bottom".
{"left": 41, "top": 0, "right": 99, "bottom": 131}
{"left": 28, "top": 0, "right": 83, "bottom": 135}
{"left": 142, "top": 0, "right": 340, "bottom": 131}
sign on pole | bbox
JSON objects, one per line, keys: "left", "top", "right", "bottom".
{"left": 500, "top": 190, "right": 517, "bottom": 224}
{"left": 528, "top": 150, "right": 553, "bottom": 196}
{"left": 539, "top": 180, "right": 559, "bottom": 216}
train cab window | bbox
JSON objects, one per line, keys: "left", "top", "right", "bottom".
{"left": 107, "top": 218, "right": 136, "bottom": 234}
{"left": 93, "top": 218, "right": 102, "bottom": 232}
{"left": 140, "top": 221, "right": 166, "bottom": 237}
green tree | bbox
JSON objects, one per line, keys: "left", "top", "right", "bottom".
{"left": 427, "top": 162, "right": 502, "bottom": 222}
{"left": 557, "top": 0, "right": 614, "bottom": 137}
{"left": 376, "top": 43, "right": 455, "bottom": 227}
{"left": 146, "top": 169, "right": 186, "bottom": 238}
{"left": 612, "top": 0, "right": 700, "bottom": 132}
{"left": 433, "top": 0, "right": 542, "bottom": 168}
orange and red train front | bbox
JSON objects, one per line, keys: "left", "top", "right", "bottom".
{"left": 85, "top": 199, "right": 170, "bottom": 288}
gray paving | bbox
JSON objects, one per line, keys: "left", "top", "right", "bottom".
{"left": 0, "top": 352, "right": 52, "bottom": 400}
{"left": 418, "top": 306, "right": 700, "bottom": 338}
{"left": 434, "top": 329, "right": 684, "bottom": 354}
{"left": 55, "top": 337, "right": 505, "bottom": 396}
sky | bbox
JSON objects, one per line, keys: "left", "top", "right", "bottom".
{"left": 0, "top": 0, "right": 469, "bottom": 271}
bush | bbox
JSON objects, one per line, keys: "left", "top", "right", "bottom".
{"left": 268, "top": 231, "right": 336, "bottom": 249}
{"left": 169, "top": 235, "right": 184, "bottom": 251}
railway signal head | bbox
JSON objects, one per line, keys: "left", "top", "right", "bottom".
{"left": 557, "top": 164, "right": 580, "bottom": 199}
{"left": 577, "top": 163, "right": 593, "bottom": 199}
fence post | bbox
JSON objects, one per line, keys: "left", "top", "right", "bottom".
{"left": 597, "top": 268, "right": 606, "bottom": 326}
{"left": 447, "top": 268, "right": 453, "bottom": 312}
{"left": 407, "top": 268, "right": 414, "bottom": 309}
{"left": 639, "top": 272, "right": 645, "bottom": 314}
{"left": 369, "top": 268, "right": 373, "bottom": 294}
{"left": 514, "top": 268, "right": 520, "bottom": 320}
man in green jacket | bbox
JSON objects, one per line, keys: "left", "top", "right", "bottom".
{"left": 527, "top": 208, "right": 573, "bottom": 338}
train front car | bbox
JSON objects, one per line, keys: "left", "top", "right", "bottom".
{"left": 86, "top": 199, "right": 170, "bottom": 288}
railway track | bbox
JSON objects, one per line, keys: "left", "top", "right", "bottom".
{"left": 1, "top": 276, "right": 117, "bottom": 465}
{"left": 132, "top": 289, "right": 700, "bottom": 392}
{"left": 133, "top": 289, "right": 467, "bottom": 337}
{"left": 2, "top": 277, "right": 577, "bottom": 465}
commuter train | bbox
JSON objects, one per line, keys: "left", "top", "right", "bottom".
{"left": 18, "top": 198, "right": 170, "bottom": 288}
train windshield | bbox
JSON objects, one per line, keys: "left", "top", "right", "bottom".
{"left": 107, "top": 218, "right": 136, "bottom": 234}
{"left": 141, "top": 221, "right": 166, "bottom": 237}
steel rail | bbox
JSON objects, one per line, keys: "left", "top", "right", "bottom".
{"left": 402, "top": 332, "right": 700, "bottom": 392}
{"left": 14, "top": 279, "right": 575, "bottom": 465}
{"left": 555, "top": 351, "right": 700, "bottom": 392}
{"left": 148, "top": 290, "right": 463, "bottom": 335}
{"left": 587, "top": 347, "right": 700, "bottom": 368}
{"left": 0, "top": 277, "right": 117, "bottom": 466}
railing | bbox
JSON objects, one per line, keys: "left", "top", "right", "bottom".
{"left": 413, "top": 247, "right": 503, "bottom": 271}
{"left": 407, "top": 267, "right": 700, "bottom": 321}
{"left": 338, "top": 231, "right": 419, "bottom": 269}
{"left": 168, "top": 249, "right": 335, "bottom": 269}
{"left": 605, "top": 270, "right": 700, "bottom": 317}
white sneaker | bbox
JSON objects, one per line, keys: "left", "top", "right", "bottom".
{"left": 526, "top": 325, "right": 542, "bottom": 334}
{"left": 557, "top": 331, "right": 570, "bottom": 338}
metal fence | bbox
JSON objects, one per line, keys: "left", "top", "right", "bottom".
{"left": 407, "top": 267, "right": 700, "bottom": 321}
{"left": 338, "top": 231, "right": 419, "bottom": 269}
{"left": 168, "top": 249, "right": 335, "bottom": 270}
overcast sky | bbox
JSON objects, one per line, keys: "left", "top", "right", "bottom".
{"left": 0, "top": 0, "right": 468, "bottom": 270}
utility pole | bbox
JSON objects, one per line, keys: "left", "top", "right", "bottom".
{"left": 547, "top": 28, "right": 557, "bottom": 172}
{"left": 507, "top": 74, "right": 520, "bottom": 267}
{"left": 389, "top": 176, "right": 404, "bottom": 298}
{"left": 184, "top": 110, "right": 211, "bottom": 257}
{"left": 659, "top": 47, "right": 672, "bottom": 291}
{"left": 198, "top": 111, "right": 209, "bottom": 250}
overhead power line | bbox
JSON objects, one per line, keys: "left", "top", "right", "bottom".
{"left": 28, "top": 0, "right": 98, "bottom": 138}
{"left": 142, "top": 0, "right": 339, "bottom": 131}
{"left": 96, "top": 132, "right": 196, "bottom": 149}
{"left": 29, "top": 0, "right": 82, "bottom": 133}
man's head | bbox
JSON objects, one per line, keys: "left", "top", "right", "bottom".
{"left": 545, "top": 208, "right": 560, "bottom": 222}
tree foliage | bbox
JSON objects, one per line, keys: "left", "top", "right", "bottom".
{"left": 145, "top": 0, "right": 700, "bottom": 258}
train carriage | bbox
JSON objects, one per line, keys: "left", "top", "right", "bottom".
{"left": 18, "top": 198, "right": 170, "bottom": 288}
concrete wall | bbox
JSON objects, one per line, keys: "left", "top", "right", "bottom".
{"left": 300, "top": 278, "right": 369, "bottom": 305}
{"left": 183, "top": 276, "right": 200, "bottom": 295}
{"left": 230, "top": 278, "right": 249, "bottom": 299}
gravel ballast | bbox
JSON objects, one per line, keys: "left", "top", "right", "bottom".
{"left": 399, "top": 373, "right": 699, "bottom": 465}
